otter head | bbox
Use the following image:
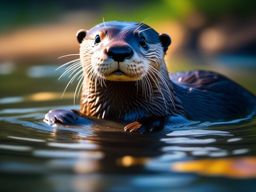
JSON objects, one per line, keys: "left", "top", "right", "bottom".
{"left": 77, "top": 21, "right": 171, "bottom": 82}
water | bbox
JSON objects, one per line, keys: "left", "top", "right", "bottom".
{"left": 0, "top": 62, "right": 256, "bottom": 192}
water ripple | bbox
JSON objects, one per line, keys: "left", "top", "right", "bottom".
{"left": 33, "top": 150, "right": 104, "bottom": 159}
{"left": 48, "top": 142, "right": 98, "bottom": 150}
{"left": 0, "top": 144, "right": 32, "bottom": 151}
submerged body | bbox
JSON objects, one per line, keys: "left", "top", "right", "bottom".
{"left": 171, "top": 70, "right": 255, "bottom": 121}
{"left": 44, "top": 21, "right": 256, "bottom": 133}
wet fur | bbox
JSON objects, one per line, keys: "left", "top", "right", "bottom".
{"left": 171, "top": 70, "right": 256, "bottom": 121}
{"left": 44, "top": 21, "right": 256, "bottom": 132}
{"left": 79, "top": 21, "right": 184, "bottom": 122}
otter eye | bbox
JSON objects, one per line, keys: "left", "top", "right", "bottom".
{"left": 139, "top": 36, "right": 148, "bottom": 49}
{"left": 94, "top": 35, "right": 101, "bottom": 44}
{"left": 139, "top": 39, "right": 146, "bottom": 47}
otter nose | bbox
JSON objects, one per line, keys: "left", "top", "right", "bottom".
{"left": 106, "top": 45, "right": 133, "bottom": 62}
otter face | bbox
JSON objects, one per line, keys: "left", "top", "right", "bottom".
{"left": 77, "top": 21, "right": 171, "bottom": 82}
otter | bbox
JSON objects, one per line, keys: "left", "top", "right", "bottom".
{"left": 44, "top": 21, "right": 256, "bottom": 133}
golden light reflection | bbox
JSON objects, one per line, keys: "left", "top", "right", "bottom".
{"left": 117, "top": 155, "right": 148, "bottom": 167}
{"left": 74, "top": 159, "right": 100, "bottom": 174}
{"left": 172, "top": 156, "right": 256, "bottom": 178}
{"left": 26, "top": 92, "right": 73, "bottom": 101}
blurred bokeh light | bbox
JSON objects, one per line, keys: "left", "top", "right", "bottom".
{"left": 0, "top": 0, "right": 255, "bottom": 64}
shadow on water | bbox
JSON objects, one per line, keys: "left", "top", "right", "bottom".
{"left": 0, "top": 62, "right": 256, "bottom": 192}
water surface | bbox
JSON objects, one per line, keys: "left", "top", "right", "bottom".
{"left": 0, "top": 62, "right": 256, "bottom": 192}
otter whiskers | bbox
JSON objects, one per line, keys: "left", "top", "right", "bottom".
{"left": 74, "top": 74, "right": 84, "bottom": 103}
{"left": 148, "top": 65, "right": 176, "bottom": 113}
{"left": 58, "top": 53, "right": 80, "bottom": 59}
{"left": 57, "top": 56, "right": 84, "bottom": 102}
{"left": 61, "top": 66, "right": 82, "bottom": 99}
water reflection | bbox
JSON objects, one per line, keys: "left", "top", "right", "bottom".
{"left": 172, "top": 157, "right": 256, "bottom": 178}
{"left": 8, "top": 135, "right": 45, "bottom": 143}
{"left": 0, "top": 96, "right": 24, "bottom": 104}
{"left": 47, "top": 142, "right": 98, "bottom": 150}
{"left": 0, "top": 144, "right": 32, "bottom": 151}
{"left": 0, "top": 62, "right": 15, "bottom": 75}
{"left": 33, "top": 150, "right": 103, "bottom": 159}
{"left": 117, "top": 156, "right": 149, "bottom": 167}
{"left": 0, "top": 64, "right": 256, "bottom": 191}
{"left": 1, "top": 105, "right": 255, "bottom": 176}
{"left": 27, "top": 65, "right": 62, "bottom": 78}
{"left": 0, "top": 92, "right": 73, "bottom": 105}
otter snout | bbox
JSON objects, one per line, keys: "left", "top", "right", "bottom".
{"left": 105, "top": 45, "right": 133, "bottom": 62}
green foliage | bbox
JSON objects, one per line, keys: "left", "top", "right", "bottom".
{"left": 1, "top": 0, "right": 255, "bottom": 33}
{"left": 192, "top": 0, "right": 256, "bottom": 18}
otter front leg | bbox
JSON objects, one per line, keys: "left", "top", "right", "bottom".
{"left": 124, "top": 116, "right": 167, "bottom": 134}
{"left": 44, "top": 109, "right": 88, "bottom": 125}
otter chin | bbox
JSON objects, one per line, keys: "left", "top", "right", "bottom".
{"left": 44, "top": 21, "right": 256, "bottom": 133}
{"left": 105, "top": 72, "right": 142, "bottom": 82}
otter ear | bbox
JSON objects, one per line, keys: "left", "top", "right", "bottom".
{"left": 159, "top": 33, "right": 171, "bottom": 53}
{"left": 76, "top": 29, "right": 87, "bottom": 44}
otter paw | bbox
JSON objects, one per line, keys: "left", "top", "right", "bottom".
{"left": 124, "top": 117, "right": 166, "bottom": 134}
{"left": 124, "top": 121, "right": 146, "bottom": 134}
{"left": 44, "top": 109, "right": 79, "bottom": 125}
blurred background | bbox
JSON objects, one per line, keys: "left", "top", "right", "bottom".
{"left": 1, "top": 2, "right": 256, "bottom": 190}
{"left": 0, "top": 0, "right": 256, "bottom": 95}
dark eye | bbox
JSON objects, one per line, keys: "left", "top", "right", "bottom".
{"left": 139, "top": 39, "right": 146, "bottom": 47}
{"left": 94, "top": 34, "right": 101, "bottom": 44}
{"left": 139, "top": 36, "right": 148, "bottom": 49}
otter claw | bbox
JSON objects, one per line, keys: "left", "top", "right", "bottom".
{"left": 124, "top": 117, "right": 166, "bottom": 134}
{"left": 124, "top": 121, "right": 144, "bottom": 133}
